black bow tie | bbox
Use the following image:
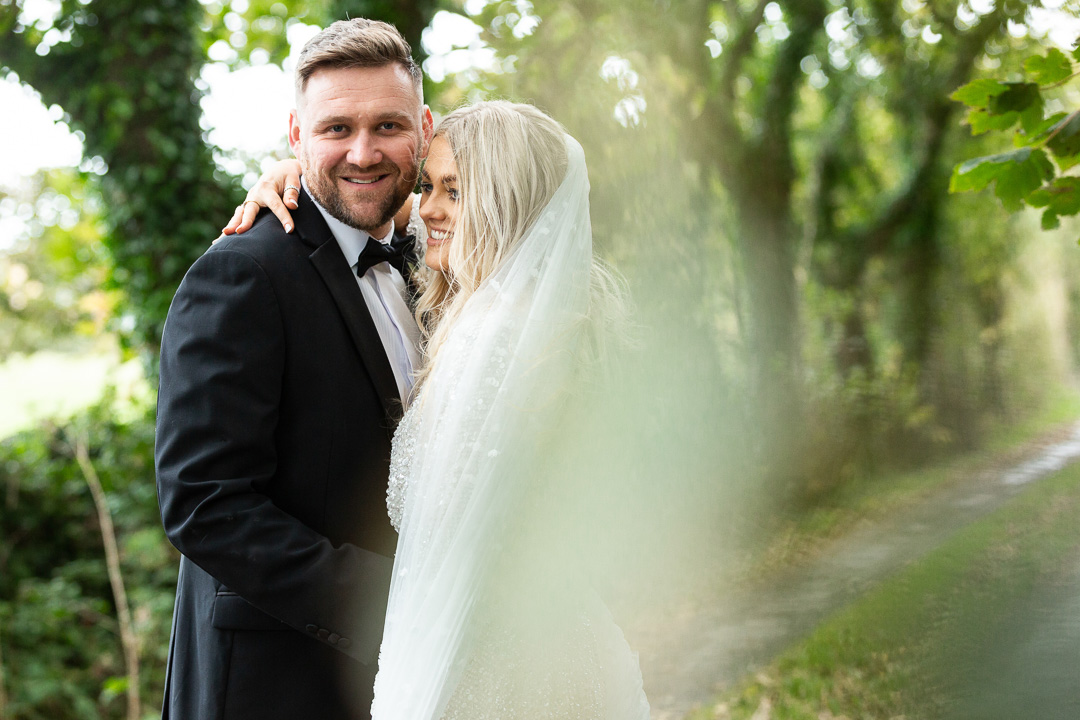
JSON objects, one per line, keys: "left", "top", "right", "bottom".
{"left": 356, "top": 233, "right": 414, "bottom": 278}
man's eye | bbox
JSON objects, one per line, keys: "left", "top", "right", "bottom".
{"left": 379, "top": 122, "right": 398, "bottom": 131}
{"left": 329, "top": 124, "right": 346, "bottom": 133}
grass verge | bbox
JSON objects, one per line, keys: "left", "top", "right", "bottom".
{"left": 752, "top": 387, "right": 1080, "bottom": 576}
{"left": 0, "top": 344, "right": 148, "bottom": 439}
{"left": 689, "top": 457, "right": 1080, "bottom": 720}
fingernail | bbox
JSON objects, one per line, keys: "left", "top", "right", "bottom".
{"left": 285, "top": 224, "right": 293, "bottom": 233}
{"left": 288, "top": 201, "right": 298, "bottom": 208}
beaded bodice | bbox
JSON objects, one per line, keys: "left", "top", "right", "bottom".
{"left": 387, "top": 401, "right": 420, "bottom": 531}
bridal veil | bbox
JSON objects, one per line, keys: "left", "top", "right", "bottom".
{"left": 369, "top": 133, "right": 649, "bottom": 719}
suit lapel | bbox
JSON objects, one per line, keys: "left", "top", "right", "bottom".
{"left": 296, "top": 191, "right": 402, "bottom": 422}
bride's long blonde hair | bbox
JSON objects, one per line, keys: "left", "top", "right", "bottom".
{"left": 411, "top": 101, "right": 627, "bottom": 396}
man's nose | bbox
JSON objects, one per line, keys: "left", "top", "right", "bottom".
{"left": 346, "top": 131, "right": 382, "bottom": 168}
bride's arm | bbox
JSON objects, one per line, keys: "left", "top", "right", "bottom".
{"left": 222, "top": 159, "right": 302, "bottom": 235}
{"left": 221, "top": 161, "right": 416, "bottom": 236}
{"left": 394, "top": 195, "right": 414, "bottom": 232}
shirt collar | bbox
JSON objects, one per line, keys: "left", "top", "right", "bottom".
{"left": 301, "top": 177, "right": 394, "bottom": 267}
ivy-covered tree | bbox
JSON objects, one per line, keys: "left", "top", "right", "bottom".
{"left": 0, "top": 0, "right": 244, "bottom": 367}
{"left": 0, "top": 0, "right": 440, "bottom": 369}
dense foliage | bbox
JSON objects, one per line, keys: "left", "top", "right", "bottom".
{"left": 0, "top": 400, "right": 173, "bottom": 719}
{"left": 951, "top": 45, "right": 1080, "bottom": 232}
{"left": 461, "top": 0, "right": 1080, "bottom": 489}
{"left": 0, "top": 170, "right": 112, "bottom": 357}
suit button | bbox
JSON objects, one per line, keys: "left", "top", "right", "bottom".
{"left": 328, "top": 633, "right": 341, "bottom": 644}
{"left": 317, "top": 628, "right": 329, "bottom": 640}
{"left": 306, "top": 624, "right": 317, "bottom": 634}
{"left": 338, "top": 637, "right": 351, "bottom": 649}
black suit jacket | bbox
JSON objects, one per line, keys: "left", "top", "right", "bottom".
{"left": 155, "top": 189, "right": 406, "bottom": 719}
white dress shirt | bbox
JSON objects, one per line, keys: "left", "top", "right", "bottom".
{"left": 303, "top": 179, "right": 422, "bottom": 404}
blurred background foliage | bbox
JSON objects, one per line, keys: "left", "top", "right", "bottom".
{"left": 1, "top": 0, "right": 1079, "bottom": 716}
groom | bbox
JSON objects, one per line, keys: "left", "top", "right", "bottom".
{"left": 155, "top": 18, "right": 432, "bottom": 719}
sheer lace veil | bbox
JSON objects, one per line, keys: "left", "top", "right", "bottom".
{"left": 369, "top": 133, "right": 594, "bottom": 719}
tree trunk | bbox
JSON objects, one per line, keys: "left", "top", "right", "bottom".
{"left": 836, "top": 299, "right": 873, "bottom": 378}
{"left": 74, "top": 437, "right": 140, "bottom": 720}
{"left": 713, "top": 0, "right": 826, "bottom": 490}
{"left": 976, "top": 283, "right": 1007, "bottom": 414}
{"left": 897, "top": 203, "right": 941, "bottom": 374}
{"left": 734, "top": 179, "right": 804, "bottom": 486}
{"left": 0, "top": 620, "right": 7, "bottom": 719}
{"left": 334, "top": 0, "right": 439, "bottom": 63}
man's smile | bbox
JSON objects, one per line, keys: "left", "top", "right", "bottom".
{"left": 341, "top": 175, "right": 388, "bottom": 186}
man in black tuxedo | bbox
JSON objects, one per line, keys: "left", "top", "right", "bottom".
{"left": 155, "top": 18, "right": 433, "bottom": 719}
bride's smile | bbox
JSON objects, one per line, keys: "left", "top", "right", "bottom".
{"left": 418, "top": 136, "right": 459, "bottom": 272}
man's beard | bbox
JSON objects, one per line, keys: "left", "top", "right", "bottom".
{"left": 305, "top": 154, "right": 419, "bottom": 232}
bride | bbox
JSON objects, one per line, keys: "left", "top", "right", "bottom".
{"left": 230, "top": 100, "right": 649, "bottom": 719}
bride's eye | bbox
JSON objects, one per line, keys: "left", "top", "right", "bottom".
{"left": 420, "top": 182, "right": 434, "bottom": 195}
{"left": 448, "top": 187, "right": 459, "bottom": 202}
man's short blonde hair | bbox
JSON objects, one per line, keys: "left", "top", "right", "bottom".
{"left": 295, "top": 18, "right": 423, "bottom": 99}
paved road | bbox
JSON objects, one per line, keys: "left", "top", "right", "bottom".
{"left": 630, "top": 423, "right": 1080, "bottom": 719}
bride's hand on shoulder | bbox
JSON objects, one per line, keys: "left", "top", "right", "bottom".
{"left": 394, "top": 195, "right": 414, "bottom": 234}
{"left": 220, "top": 159, "right": 303, "bottom": 237}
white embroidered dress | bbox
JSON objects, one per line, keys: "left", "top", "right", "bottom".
{"left": 373, "top": 137, "right": 650, "bottom": 720}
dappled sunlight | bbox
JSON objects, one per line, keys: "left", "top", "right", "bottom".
{"left": 0, "top": 345, "right": 148, "bottom": 438}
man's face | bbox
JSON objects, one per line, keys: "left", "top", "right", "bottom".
{"left": 289, "top": 64, "right": 433, "bottom": 235}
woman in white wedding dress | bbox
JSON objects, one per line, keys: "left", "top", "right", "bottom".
{"left": 373, "top": 101, "right": 649, "bottom": 720}
{"left": 233, "top": 100, "right": 650, "bottom": 720}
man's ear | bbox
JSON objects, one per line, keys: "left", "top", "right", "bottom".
{"left": 420, "top": 106, "right": 435, "bottom": 158}
{"left": 288, "top": 109, "right": 302, "bottom": 156}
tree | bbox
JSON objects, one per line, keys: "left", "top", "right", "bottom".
{"left": 0, "top": 0, "right": 441, "bottom": 369}
{"left": 460, "top": 0, "right": 1071, "bottom": 490}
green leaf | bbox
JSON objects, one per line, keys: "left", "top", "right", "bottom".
{"left": 1020, "top": 102, "right": 1046, "bottom": 135}
{"left": 1028, "top": 111, "right": 1068, "bottom": 139}
{"left": 950, "top": 78, "right": 1009, "bottom": 108}
{"left": 1024, "top": 48, "right": 1073, "bottom": 85}
{"left": 1046, "top": 111, "right": 1080, "bottom": 164}
{"left": 102, "top": 675, "right": 129, "bottom": 694}
{"left": 968, "top": 108, "right": 1020, "bottom": 135}
{"left": 988, "top": 82, "right": 1042, "bottom": 116}
{"left": 950, "top": 147, "right": 1055, "bottom": 211}
{"left": 1072, "top": 44, "right": 1080, "bottom": 64}
{"left": 1028, "top": 177, "right": 1080, "bottom": 230}
{"left": 1058, "top": 154, "right": 1080, "bottom": 173}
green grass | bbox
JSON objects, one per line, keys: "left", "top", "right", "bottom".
{"left": 690, "top": 458, "right": 1080, "bottom": 720}
{"left": 753, "top": 386, "right": 1080, "bottom": 574}
{"left": 0, "top": 346, "right": 148, "bottom": 439}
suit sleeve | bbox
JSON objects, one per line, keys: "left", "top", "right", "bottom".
{"left": 155, "top": 247, "right": 391, "bottom": 665}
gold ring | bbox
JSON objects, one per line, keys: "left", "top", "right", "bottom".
{"left": 242, "top": 200, "right": 261, "bottom": 210}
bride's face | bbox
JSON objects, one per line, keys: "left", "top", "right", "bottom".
{"left": 418, "top": 136, "right": 459, "bottom": 272}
